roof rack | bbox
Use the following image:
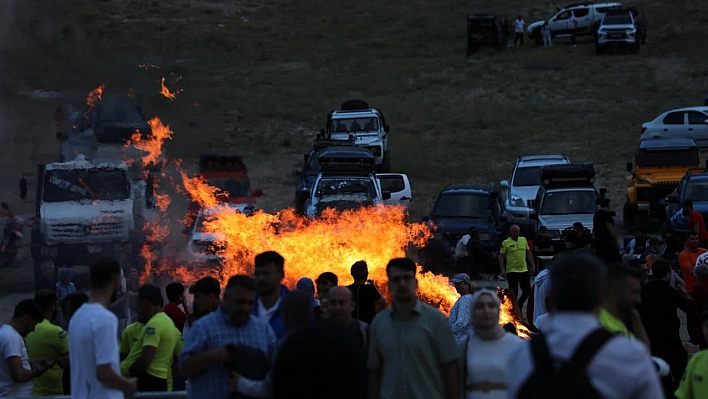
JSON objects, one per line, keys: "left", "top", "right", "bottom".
{"left": 541, "top": 163, "right": 595, "bottom": 187}
{"left": 319, "top": 150, "right": 375, "bottom": 174}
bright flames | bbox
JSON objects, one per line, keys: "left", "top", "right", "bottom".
{"left": 159, "top": 77, "right": 182, "bottom": 100}
{"left": 129, "top": 117, "right": 173, "bottom": 167}
{"left": 85, "top": 84, "right": 105, "bottom": 112}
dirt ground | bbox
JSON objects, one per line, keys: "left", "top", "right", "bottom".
{"left": 0, "top": 0, "right": 706, "bottom": 330}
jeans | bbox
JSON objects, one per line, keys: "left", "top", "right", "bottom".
{"left": 543, "top": 31, "right": 552, "bottom": 47}
{"left": 514, "top": 32, "right": 524, "bottom": 46}
{"left": 507, "top": 271, "right": 531, "bottom": 310}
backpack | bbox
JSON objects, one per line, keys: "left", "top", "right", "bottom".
{"left": 517, "top": 328, "right": 616, "bottom": 399}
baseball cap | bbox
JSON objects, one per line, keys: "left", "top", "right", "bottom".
{"left": 189, "top": 276, "right": 221, "bottom": 296}
{"left": 450, "top": 273, "right": 472, "bottom": 284}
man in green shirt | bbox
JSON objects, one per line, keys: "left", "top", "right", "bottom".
{"left": 598, "top": 264, "right": 650, "bottom": 350}
{"left": 26, "top": 290, "right": 69, "bottom": 396}
{"left": 499, "top": 224, "right": 536, "bottom": 310}
{"left": 368, "top": 257, "right": 460, "bottom": 399}
{"left": 676, "top": 311, "right": 708, "bottom": 399}
{"left": 120, "top": 284, "right": 182, "bottom": 392}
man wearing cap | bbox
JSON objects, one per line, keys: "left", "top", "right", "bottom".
{"left": 448, "top": 273, "right": 475, "bottom": 343}
{"left": 182, "top": 277, "right": 221, "bottom": 339}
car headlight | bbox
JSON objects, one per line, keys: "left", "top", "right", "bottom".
{"left": 510, "top": 195, "right": 525, "bottom": 208}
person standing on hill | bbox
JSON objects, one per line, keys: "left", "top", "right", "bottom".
{"left": 513, "top": 15, "right": 525, "bottom": 46}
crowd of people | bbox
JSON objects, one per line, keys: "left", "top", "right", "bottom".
{"left": 1, "top": 232, "right": 708, "bottom": 398}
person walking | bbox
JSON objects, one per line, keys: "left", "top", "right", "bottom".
{"left": 460, "top": 289, "right": 522, "bottom": 399}
{"left": 541, "top": 20, "right": 552, "bottom": 47}
{"left": 507, "top": 252, "right": 663, "bottom": 398}
{"left": 252, "top": 251, "right": 290, "bottom": 340}
{"left": 675, "top": 310, "right": 708, "bottom": 399}
{"left": 683, "top": 201, "right": 708, "bottom": 247}
{"left": 498, "top": 225, "right": 536, "bottom": 311}
{"left": 368, "top": 258, "right": 460, "bottom": 399}
{"left": 448, "top": 273, "right": 475, "bottom": 343}
{"left": 347, "top": 261, "right": 387, "bottom": 325}
{"left": 679, "top": 233, "right": 707, "bottom": 292}
{"left": 68, "top": 258, "right": 137, "bottom": 399}
{"left": 593, "top": 198, "right": 620, "bottom": 264}
{"left": 513, "top": 15, "right": 525, "bottom": 46}
{"left": 568, "top": 12, "right": 578, "bottom": 47}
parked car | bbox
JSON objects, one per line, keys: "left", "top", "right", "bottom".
{"left": 595, "top": 9, "right": 641, "bottom": 54}
{"left": 527, "top": 2, "right": 623, "bottom": 45}
{"left": 665, "top": 171, "right": 708, "bottom": 233}
{"left": 418, "top": 184, "right": 506, "bottom": 272}
{"left": 466, "top": 14, "right": 508, "bottom": 56}
{"left": 640, "top": 106, "right": 708, "bottom": 147}
{"left": 500, "top": 155, "right": 570, "bottom": 236}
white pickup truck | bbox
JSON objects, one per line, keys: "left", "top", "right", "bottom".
{"left": 527, "top": 2, "right": 623, "bottom": 44}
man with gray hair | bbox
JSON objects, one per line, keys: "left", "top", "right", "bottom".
{"left": 508, "top": 251, "right": 663, "bottom": 398}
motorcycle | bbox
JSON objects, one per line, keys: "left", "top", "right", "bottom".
{"left": 0, "top": 218, "right": 24, "bottom": 267}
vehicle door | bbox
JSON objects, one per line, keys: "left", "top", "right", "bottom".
{"left": 687, "top": 111, "right": 708, "bottom": 145}
{"left": 376, "top": 173, "right": 411, "bottom": 208}
{"left": 572, "top": 7, "right": 592, "bottom": 34}
{"left": 550, "top": 9, "right": 572, "bottom": 35}
{"left": 660, "top": 111, "right": 688, "bottom": 138}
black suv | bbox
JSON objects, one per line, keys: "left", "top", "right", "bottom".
{"left": 418, "top": 184, "right": 506, "bottom": 271}
{"left": 466, "top": 14, "right": 508, "bottom": 56}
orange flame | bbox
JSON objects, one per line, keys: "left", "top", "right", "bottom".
{"left": 128, "top": 117, "right": 173, "bottom": 167}
{"left": 86, "top": 84, "right": 105, "bottom": 112}
{"left": 159, "top": 77, "right": 183, "bottom": 100}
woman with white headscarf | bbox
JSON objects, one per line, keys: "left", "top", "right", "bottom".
{"left": 459, "top": 289, "right": 522, "bottom": 399}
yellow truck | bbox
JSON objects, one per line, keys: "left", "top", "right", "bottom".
{"left": 624, "top": 138, "right": 703, "bottom": 230}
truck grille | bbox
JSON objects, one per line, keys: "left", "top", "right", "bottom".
{"left": 636, "top": 184, "right": 678, "bottom": 205}
{"left": 50, "top": 222, "right": 124, "bottom": 239}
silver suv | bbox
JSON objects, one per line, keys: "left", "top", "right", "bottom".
{"left": 596, "top": 9, "right": 640, "bottom": 54}
{"left": 500, "top": 155, "right": 570, "bottom": 226}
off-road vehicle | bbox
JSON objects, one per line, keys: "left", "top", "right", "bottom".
{"left": 527, "top": 2, "right": 623, "bottom": 44}
{"left": 624, "top": 138, "right": 702, "bottom": 230}
{"left": 466, "top": 14, "right": 508, "bottom": 56}
{"left": 595, "top": 9, "right": 642, "bottom": 54}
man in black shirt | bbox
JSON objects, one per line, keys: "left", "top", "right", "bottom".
{"left": 465, "top": 228, "right": 496, "bottom": 280}
{"left": 593, "top": 198, "right": 620, "bottom": 264}
{"left": 347, "top": 261, "right": 386, "bottom": 324}
{"left": 565, "top": 222, "right": 592, "bottom": 251}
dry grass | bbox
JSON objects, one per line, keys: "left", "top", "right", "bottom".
{"left": 3, "top": 0, "right": 708, "bottom": 233}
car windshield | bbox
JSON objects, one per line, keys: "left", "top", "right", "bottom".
{"left": 540, "top": 190, "right": 597, "bottom": 215}
{"left": 207, "top": 178, "right": 252, "bottom": 198}
{"left": 316, "top": 177, "right": 376, "bottom": 198}
{"left": 684, "top": 179, "right": 708, "bottom": 202}
{"left": 603, "top": 15, "right": 632, "bottom": 25}
{"left": 637, "top": 148, "right": 699, "bottom": 167}
{"left": 513, "top": 167, "right": 543, "bottom": 187}
{"left": 433, "top": 193, "right": 489, "bottom": 218}
{"left": 43, "top": 168, "right": 130, "bottom": 202}
{"left": 329, "top": 117, "right": 380, "bottom": 133}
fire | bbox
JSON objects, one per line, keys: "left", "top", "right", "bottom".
{"left": 498, "top": 288, "right": 531, "bottom": 339}
{"left": 128, "top": 117, "right": 173, "bottom": 167}
{"left": 85, "top": 84, "right": 105, "bottom": 112}
{"left": 159, "top": 77, "right": 183, "bottom": 100}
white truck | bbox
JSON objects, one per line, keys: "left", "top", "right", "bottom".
{"left": 321, "top": 100, "right": 391, "bottom": 172}
{"left": 527, "top": 2, "right": 623, "bottom": 44}
{"left": 31, "top": 155, "right": 154, "bottom": 287}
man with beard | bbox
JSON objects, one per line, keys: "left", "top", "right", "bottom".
{"left": 26, "top": 290, "right": 69, "bottom": 396}
{"left": 182, "top": 276, "right": 221, "bottom": 338}
{"left": 368, "top": 258, "right": 460, "bottom": 399}
{"left": 69, "top": 258, "right": 137, "bottom": 399}
{"left": 179, "top": 275, "right": 276, "bottom": 399}
{"left": 120, "top": 284, "right": 182, "bottom": 392}
{"left": 598, "top": 264, "right": 650, "bottom": 349}
{"left": 252, "top": 251, "right": 290, "bottom": 339}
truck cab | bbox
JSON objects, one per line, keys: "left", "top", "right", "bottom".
{"left": 527, "top": 2, "right": 623, "bottom": 42}
{"left": 624, "top": 138, "right": 702, "bottom": 229}
{"left": 530, "top": 163, "right": 605, "bottom": 248}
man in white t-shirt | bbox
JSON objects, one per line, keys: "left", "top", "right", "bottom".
{"left": 69, "top": 258, "right": 137, "bottom": 399}
{"left": 513, "top": 15, "right": 525, "bottom": 46}
{"left": 567, "top": 13, "right": 578, "bottom": 47}
{"left": 0, "top": 299, "right": 50, "bottom": 397}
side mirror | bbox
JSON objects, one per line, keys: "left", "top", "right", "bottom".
{"left": 666, "top": 194, "right": 679, "bottom": 204}
{"left": 422, "top": 216, "right": 430, "bottom": 222}
{"left": 500, "top": 180, "right": 509, "bottom": 189}
{"left": 384, "top": 125, "right": 390, "bottom": 133}
{"left": 528, "top": 213, "right": 538, "bottom": 220}
{"left": 253, "top": 189, "right": 264, "bottom": 197}
{"left": 382, "top": 191, "right": 392, "bottom": 200}
{"left": 599, "top": 188, "right": 608, "bottom": 196}
{"left": 626, "top": 162, "right": 633, "bottom": 173}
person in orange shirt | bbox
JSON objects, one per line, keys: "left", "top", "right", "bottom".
{"left": 678, "top": 233, "right": 707, "bottom": 292}
{"left": 683, "top": 201, "right": 708, "bottom": 247}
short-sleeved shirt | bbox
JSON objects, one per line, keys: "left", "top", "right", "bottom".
{"left": 367, "top": 299, "right": 459, "bottom": 399}
{"left": 598, "top": 308, "right": 634, "bottom": 338}
{"left": 566, "top": 231, "right": 593, "bottom": 250}
{"left": 0, "top": 324, "right": 33, "bottom": 397}
{"left": 121, "top": 312, "right": 182, "bottom": 380}
{"left": 680, "top": 248, "right": 708, "bottom": 292}
{"left": 69, "top": 303, "right": 124, "bottom": 399}
{"left": 119, "top": 322, "right": 144, "bottom": 358}
{"left": 163, "top": 303, "right": 187, "bottom": 333}
{"left": 348, "top": 283, "right": 383, "bottom": 325}
{"left": 179, "top": 308, "right": 276, "bottom": 399}
{"left": 500, "top": 237, "right": 529, "bottom": 273}
{"left": 675, "top": 349, "right": 708, "bottom": 399}
{"left": 25, "top": 319, "right": 69, "bottom": 395}
{"left": 513, "top": 19, "right": 525, "bottom": 33}
{"left": 690, "top": 210, "right": 708, "bottom": 240}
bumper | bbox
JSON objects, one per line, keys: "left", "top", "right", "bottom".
{"left": 505, "top": 205, "right": 533, "bottom": 224}
{"left": 597, "top": 37, "right": 637, "bottom": 46}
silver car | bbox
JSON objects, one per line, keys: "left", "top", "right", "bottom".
{"left": 500, "top": 155, "right": 570, "bottom": 225}
{"left": 640, "top": 106, "right": 708, "bottom": 147}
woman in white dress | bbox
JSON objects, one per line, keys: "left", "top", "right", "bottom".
{"left": 460, "top": 289, "right": 523, "bottom": 399}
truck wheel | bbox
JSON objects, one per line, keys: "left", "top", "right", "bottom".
{"left": 623, "top": 201, "right": 638, "bottom": 231}
{"left": 381, "top": 151, "right": 391, "bottom": 173}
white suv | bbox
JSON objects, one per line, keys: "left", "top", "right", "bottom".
{"left": 500, "top": 155, "right": 570, "bottom": 226}
{"left": 596, "top": 9, "right": 639, "bottom": 53}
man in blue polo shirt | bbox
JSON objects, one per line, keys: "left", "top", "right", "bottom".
{"left": 252, "top": 251, "right": 290, "bottom": 339}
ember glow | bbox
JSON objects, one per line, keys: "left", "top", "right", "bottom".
{"left": 129, "top": 117, "right": 173, "bottom": 167}
{"left": 85, "top": 84, "right": 105, "bottom": 112}
{"left": 159, "top": 77, "right": 182, "bottom": 100}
